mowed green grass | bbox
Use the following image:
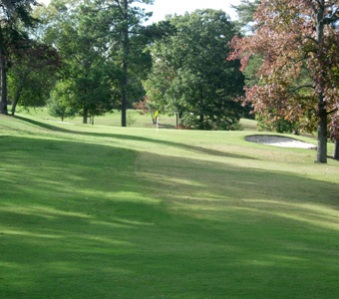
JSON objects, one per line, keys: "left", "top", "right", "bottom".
{"left": 1, "top": 113, "right": 339, "bottom": 299}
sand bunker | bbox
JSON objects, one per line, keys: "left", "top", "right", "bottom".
{"left": 245, "top": 135, "right": 317, "bottom": 149}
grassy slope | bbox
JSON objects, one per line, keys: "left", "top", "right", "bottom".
{"left": 0, "top": 113, "right": 339, "bottom": 299}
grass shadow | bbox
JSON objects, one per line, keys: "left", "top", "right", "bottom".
{"left": 16, "top": 115, "right": 256, "bottom": 160}
{"left": 2, "top": 121, "right": 339, "bottom": 298}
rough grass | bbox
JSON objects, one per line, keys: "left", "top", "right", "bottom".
{"left": 0, "top": 113, "right": 338, "bottom": 299}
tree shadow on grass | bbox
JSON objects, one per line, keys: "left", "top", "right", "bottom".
{"left": 1, "top": 135, "right": 339, "bottom": 298}
{"left": 16, "top": 115, "right": 256, "bottom": 160}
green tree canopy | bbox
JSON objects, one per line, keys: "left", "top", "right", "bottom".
{"left": 42, "top": 0, "right": 153, "bottom": 124}
{"left": 232, "top": 0, "right": 261, "bottom": 33}
{"left": 42, "top": 0, "right": 122, "bottom": 123}
{"left": 8, "top": 40, "right": 61, "bottom": 115}
{"left": 144, "top": 9, "right": 245, "bottom": 130}
{"left": 0, "top": 0, "right": 39, "bottom": 114}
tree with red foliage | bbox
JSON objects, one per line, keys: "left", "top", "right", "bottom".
{"left": 228, "top": 0, "right": 339, "bottom": 163}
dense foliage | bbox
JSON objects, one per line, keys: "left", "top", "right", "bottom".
{"left": 0, "top": 0, "right": 40, "bottom": 114}
{"left": 8, "top": 40, "right": 60, "bottom": 115}
{"left": 229, "top": 0, "right": 339, "bottom": 163}
{"left": 144, "top": 9, "right": 245, "bottom": 130}
{"left": 40, "top": 0, "right": 153, "bottom": 124}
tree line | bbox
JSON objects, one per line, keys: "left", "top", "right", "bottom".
{"left": 0, "top": 0, "right": 338, "bottom": 163}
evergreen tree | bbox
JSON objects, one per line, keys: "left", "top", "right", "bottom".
{"left": 0, "top": 0, "right": 39, "bottom": 114}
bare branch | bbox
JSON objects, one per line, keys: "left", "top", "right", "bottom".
{"left": 304, "top": 35, "right": 319, "bottom": 44}
{"left": 314, "top": 0, "right": 324, "bottom": 10}
{"left": 327, "top": 107, "right": 338, "bottom": 115}
{"left": 289, "top": 84, "right": 314, "bottom": 94}
{"left": 308, "top": 0, "right": 318, "bottom": 15}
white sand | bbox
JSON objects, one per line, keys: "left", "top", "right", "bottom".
{"left": 245, "top": 135, "right": 316, "bottom": 149}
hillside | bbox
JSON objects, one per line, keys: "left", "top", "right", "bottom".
{"left": 0, "top": 113, "right": 338, "bottom": 299}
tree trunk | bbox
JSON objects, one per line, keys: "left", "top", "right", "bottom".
{"left": 314, "top": 3, "right": 327, "bottom": 163}
{"left": 121, "top": 0, "right": 129, "bottom": 127}
{"left": 200, "top": 114, "right": 204, "bottom": 128}
{"left": 121, "top": 82, "right": 127, "bottom": 127}
{"left": 334, "top": 139, "right": 339, "bottom": 160}
{"left": 316, "top": 99, "right": 327, "bottom": 163}
{"left": 11, "top": 99, "right": 17, "bottom": 116}
{"left": 83, "top": 107, "right": 88, "bottom": 124}
{"left": 11, "top": 85, "right": 23, "bottom": 116}
{"left": 0, "top": 48, "right": 8, "bottom": 115}
{"left": 11, "top": 74, "right": 27, "bottom": 116}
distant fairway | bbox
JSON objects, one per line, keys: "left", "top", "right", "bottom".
{"left": 1, "top": 112, "right": 338, "bottom": 299}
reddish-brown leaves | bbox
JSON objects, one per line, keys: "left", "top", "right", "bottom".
{"left": 228, "top": 0, "right": 339, "bottom": 134}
